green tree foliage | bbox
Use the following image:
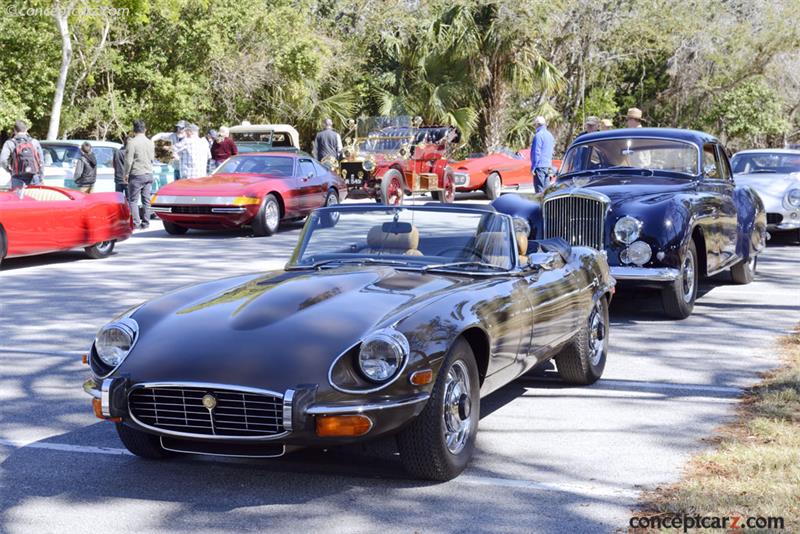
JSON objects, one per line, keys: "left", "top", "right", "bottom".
{"left": 707, "top": 79, "right": 790, "bottom": 148}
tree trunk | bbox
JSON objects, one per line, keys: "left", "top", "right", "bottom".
{"left": 47, "top": 3, "right": 76, "bottom": 140}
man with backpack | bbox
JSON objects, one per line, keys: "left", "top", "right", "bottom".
{"left": 0, "top": 120, "right": 45, "bottom": 190}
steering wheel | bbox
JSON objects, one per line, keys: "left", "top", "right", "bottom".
{"left": 435, "top": 245, "right": 490, "bottom": 263}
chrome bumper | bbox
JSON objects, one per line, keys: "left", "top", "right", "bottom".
{"left": 304, "top": 392, "right": 431, "bottom": 415}
{"left": 770, "top": 221, "right": 800, "bottom": 231}
{"left": 610, "top": 266, "right": 680, "bottom": 282}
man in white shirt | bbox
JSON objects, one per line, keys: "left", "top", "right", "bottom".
{"left": 174, "top": 124, "right": 211, "bottom": 179}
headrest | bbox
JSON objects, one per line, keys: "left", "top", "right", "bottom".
{"left": 367, "top": 224, "right": 420, "bottom": 250}
{"left": 515, "top": 231, "right": 528, "bottom": 256}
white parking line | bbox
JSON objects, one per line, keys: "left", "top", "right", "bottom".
{"left": 0, "top": 437, "right": 637, "bottom": 498}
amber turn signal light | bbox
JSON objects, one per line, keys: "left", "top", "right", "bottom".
{"left": 409, "top": 369, "right": 433, "bottom": 385}
{"left": 316, "top": 415, "right": 372, "bottom": 437}
{"left": 92, "top": 398, "right": 121, "bottom": 422}
{"left": 81, "top": 354, "right": 88, "bottom": 365}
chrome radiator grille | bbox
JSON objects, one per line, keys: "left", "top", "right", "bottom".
{"left": 543, "top": 195, "right": 606, "bottom": 250}
{"left": 129, "top": 386, "right": 284, "bottom": 437}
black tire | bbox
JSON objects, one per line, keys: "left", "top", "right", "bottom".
{"left": 0, "top": 225, "right": 6, "bottom": 269}
{"left": 324, "top": 188, "right": 339, "bottom": 207}
{"left": 730, "top": 255, "right": 755, "bottom": 284}
{"left": 380, "top": 169, "right": 404, "bottom": 205}
{"left": 116, "top": 424, "right": 175, "bottom": 460}
{"left": 252, "top": 194, "right": 281, "bottom": 236}
{"left": 484, "top": 172, "right": 501, "bottom": 200}
{"left": 397, "top": 337, "right": 480, "bottom": 481}
{"left": 661, "top": 239, "right": 698, "bottom": 319}
{"left": 163, "top": 221, "right": 188, "bottom": 235}
{"left": 555, "top": 296, "right": 609, "bottom": 385}
{"left": 430, "top": 191, "right": 441, "bottom": 201}
{"left": 84, "top": 240, "right": 115, "bottom": 259}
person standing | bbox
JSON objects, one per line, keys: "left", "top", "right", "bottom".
{"left": 313, "top": 118, "right": 342, "bottom": 161}
{"left": 530, "top": 116, "right": 555, "bottom": 193}
{"left": 210, "top": 126, "right": 238, "bottom": 169}
{"left": 124, "top": 120, "right": 155, "bottom": 230}
{"left": 0, "top": 120, "right": 45, "bottom": 190}
{"left": 169, "top": 120, "right": 187, "bottom": 180}
{"left": 113, "top": 136, "right": 127, "bottom": 195}
{"left": 174, "top": 124, "right": 211, "bottom": 179}
{"left": 72, "top": 142, "right": 97, "bottom": 194}
{"left": 625, "top": 107, "right": 644, "bottom": 128}
{"left": 575, "top": 116, "right": 600, "bottom": 139}
{"left": 600, "top": 118, "right": 614, "bottom": 130}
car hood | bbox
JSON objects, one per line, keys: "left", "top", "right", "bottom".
{"left": 118, "top": 266, "right": 466, "bottom": 391}
{"left": 155, "top": 173, "right": 278, "bottom": 196}
{"left": 734, "top": 173, "right": 799, "bottom": 201}
{"left": 551, "top": 174, "right": 695, "bottom": 207}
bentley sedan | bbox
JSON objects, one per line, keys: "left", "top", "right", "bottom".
{"left": 151, "top": 152, "right": 346, "bottom": 236}
{"left": 494, "top": 128, "right": 767, "bottom": 319}
{"left": 731, "top": 148, "right": 800, "bottom": 242}
{"left": 83, "top": 203, "right": 614, "bottom": 481}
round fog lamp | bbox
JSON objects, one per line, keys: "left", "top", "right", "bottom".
{"left": 363, "top": 159, "right": 376, "bottom": 172}
{"left": 621, "top": 241, "right": 652, "bottom": 266}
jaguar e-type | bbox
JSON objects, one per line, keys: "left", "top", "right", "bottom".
{"left": 84, "top": 203, "right": 614, "bottom": 480}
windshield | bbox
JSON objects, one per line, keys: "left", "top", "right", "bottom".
{"left": 215, "top": 155, "right": 294, "bottom": 176}
{"left": 561, "top": 138, "right": 699, "bottom": 176}
{"left": 42, "top": 145, "right": 80, "bottom": 166}
{"left": 289, "top": 207, "right": 515, "bottom": 272}
{"left": 731, "top": 152, "right": 800, "bottom": 175}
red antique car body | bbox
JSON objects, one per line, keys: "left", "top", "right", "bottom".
{"left": 449, "top": 148, "right": 562, "bottom": 199}
{"left": 151, "top": 152, "right": 346, "bottom": 236}
{"left": 0, "top": 185, "right": 132, "bottom": 266}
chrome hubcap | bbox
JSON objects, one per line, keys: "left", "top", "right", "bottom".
{"left": 95, "top": 241, "right": 113, "bottom": 253}
{"left": 265, "top": 201, "right": 279, "bottom": 229}
{"left": 681, "top": 249, "right": 695, "bottom": 303}
{"left": 326, "top": 193, "right": 338, "bottom": 206}
{"left": 588, "top": 302, "right": 606, "bottom": 366}
{"left": 443, "top": 360, "right": 472, "bottom": 455}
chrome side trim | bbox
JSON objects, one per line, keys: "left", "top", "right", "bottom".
{"left": 283, "top": 389, "right": 295, "bottom": 432}
{"left": 152, "top": 195, "right": 238, "bottom": 205}
{"left": 305, "top": 392, "right": 431, "bottom": 415}
{"left": 101, "top": 378, "right": 113, "bottom": 417}
{"left": 773, "top": 221, "right": 800, "bottom": 230}
{"left": 127, "top": 382, "right": 289, "bottom": 442}
{"left": 610, "top": 266, "right": 680, "bottom": 281}
{"left": 159, "top": 437, "right": 286, "bottom": 459}
{"left": 150, "top": 206, "right": 172, "bottom": 213}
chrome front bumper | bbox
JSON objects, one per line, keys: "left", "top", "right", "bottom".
{"left": 610, "top": 266, "right": 680, "bottom": 282}
{"left": 770, "top": 221, "right": 800, "bottom": 231}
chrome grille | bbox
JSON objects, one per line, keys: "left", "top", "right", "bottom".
{"left": 543, "top": 195, "right": 606, "bottom": 250}
{"left": 129, "top": 386, "right": 284, "bottom": 437}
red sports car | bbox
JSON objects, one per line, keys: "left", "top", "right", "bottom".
{"left": 450, "top": 148, "right": 562, "bottom": 199}
{"left": 0, "top": 186, "right": 132, "bottom": 267}
{"left": 151, "top": 152, "right": 347, "bottom": 236}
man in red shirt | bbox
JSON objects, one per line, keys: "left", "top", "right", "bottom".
{"left": 210, "top": 126, "right": 238, "bottom": 171}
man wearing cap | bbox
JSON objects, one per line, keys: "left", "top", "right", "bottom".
{"left": 169, "top": 120, "right": 187, "bottom": 180}
{"left": 576, "top": 116, "right": 600, "bottom": 139}
{"left": 530, "top": 115, "right": 555, "bottom": 193}
{"left": 600, "top": 118, "right": 614, "bottom": 130}
{"left": 625, "top": 107, "right": 644, "bottom": 128}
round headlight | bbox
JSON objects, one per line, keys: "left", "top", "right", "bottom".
{"left": 621, "top": 240, "right": 652, "bottom": 266}
{"left": 95, "top": 319, "right": 137, "bottom": 368}
{"left": 358, "top": 328, "right": 409, "bottom": 382}
{"left": 363, "top": 159, "right": 376, "bottom": 172}
{"left": 786, "top": 188, "right": 800, "bottom": 208}
{"left": 614, "top": 216, "right": 642, "bottom": 245}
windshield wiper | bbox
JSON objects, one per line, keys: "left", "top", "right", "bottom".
{"left": 297, "top": 257, "right": 412, "bottom": 270}
{"left": 422, "top": 261, "right": 508, "bottom": 273}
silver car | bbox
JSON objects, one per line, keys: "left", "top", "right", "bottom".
{"left": 731, "top": 148, "right": 800, "bottom": 241}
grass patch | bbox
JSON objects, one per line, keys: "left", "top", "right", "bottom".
{"left": 632, "top": 326, "right": 800, "bottom": 533}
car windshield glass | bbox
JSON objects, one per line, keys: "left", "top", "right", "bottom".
{"left": 42, "top": 145, "right": 80, "bottom": 165}
{"left": 560, "top": 138, "right": 698, "bottom": 176}
{"left": 289, "top": 207, "right": 515, "bottom": 272}
{"left": 215, "top": 155, "right": 294, "bottom": 176}
{"left": 731, "top": 153, "right": 800, "bottom": 175}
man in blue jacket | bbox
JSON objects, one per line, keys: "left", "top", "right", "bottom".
{"left": 530, "top": 116, "right": 555, "bottom": 193}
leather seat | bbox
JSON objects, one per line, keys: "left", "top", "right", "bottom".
{"left": 515, "top": 231, "right": 528, "bottom": 264}
{"left": 23, "top": 188, "right": 72, "bottom": 201}
{"left": 366, "top": 222, "right": 422, "bottom": 256}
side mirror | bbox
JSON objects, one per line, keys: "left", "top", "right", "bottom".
{"left": 527, "top": 252, "right": 562, "bottom": 271}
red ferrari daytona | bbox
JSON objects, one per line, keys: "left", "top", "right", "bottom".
{"left": 151, "top": 152, "right": 347, "bottom": 236}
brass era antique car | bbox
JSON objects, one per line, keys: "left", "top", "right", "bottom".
{"left": 336, "top": 116, "right": 459, "bottom": 205}
{"left": 84, "top": 203, "right": 614, "bottom": 481}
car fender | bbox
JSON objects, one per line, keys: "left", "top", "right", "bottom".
{"left": 491, "top": 194, "right": 544, "bottom": 238}
{"left": 733, "top": 185, "right": 767, "bottom": 259}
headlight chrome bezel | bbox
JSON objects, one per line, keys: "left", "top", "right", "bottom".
{"left": 362, "top": 159, "right": 376, "bottom": 172}
{"left": 785, "top": 188, "right": 800, "bottom": 209}
{"left": 93, "top": 317, "right": 139, "bottom": 374}
{"left": 614, "top": 215, "right": 643, "bottom": 245}
{"left": 357, "top": 328, "right": 410, "bottom": 383}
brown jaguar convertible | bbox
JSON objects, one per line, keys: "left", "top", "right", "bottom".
{"left": 83, "top": 202, "right": 614, "bottom": 480}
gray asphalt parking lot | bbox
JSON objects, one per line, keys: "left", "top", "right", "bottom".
{"left": 1, "top": 197, "right": 798, "bottom": 534}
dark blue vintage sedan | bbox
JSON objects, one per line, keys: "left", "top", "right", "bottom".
{"left": 495, "top": 128, "right": 767, "bottom": 319}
